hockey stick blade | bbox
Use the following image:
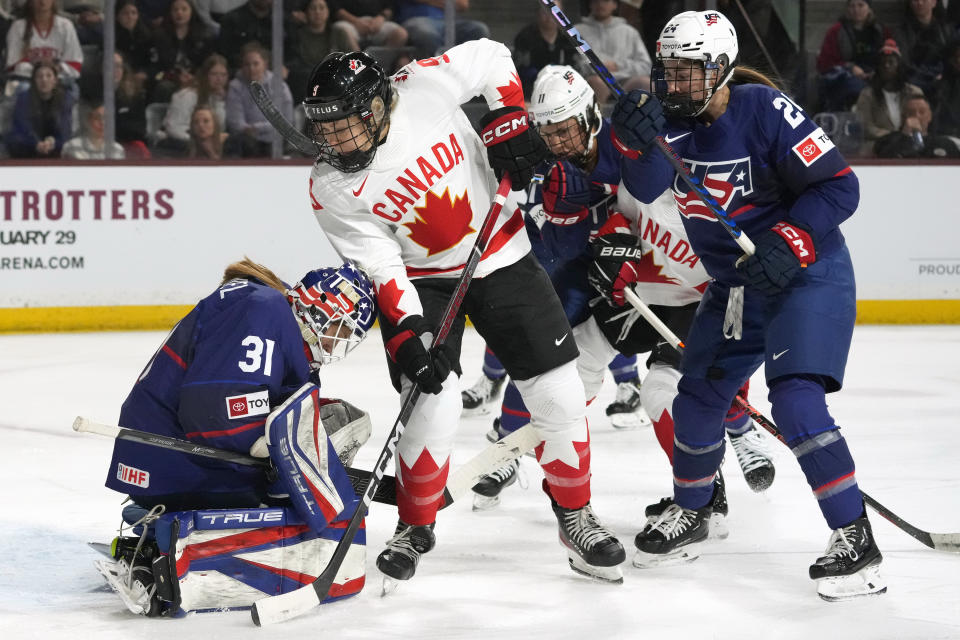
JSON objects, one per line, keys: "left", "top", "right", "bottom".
{"left": 249, "top": 81, "right": 320, "bottom": 157}
{"left": 862, "top": 494, "right": 960, "bottom": 552}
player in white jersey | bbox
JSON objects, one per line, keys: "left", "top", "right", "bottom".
{"left": 303, "top": 41, "right": 626, "bottom": 585}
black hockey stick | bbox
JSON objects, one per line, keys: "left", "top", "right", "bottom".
{"left": 538, "top": 0, "right": 755, "bottom": 257}
{"left": 622, "top": 289, "right": 960, "bottom": 553}
{"left": 250, "top": 174, "right": 515, "bottom": 625}
{"left": 249, "top": 81, "right": 321, "bottom": 157}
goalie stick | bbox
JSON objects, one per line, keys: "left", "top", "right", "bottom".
{"left": 74, "top": 415, "right": 537, "bottom": 512}
{"left": 249, "top": 81, "right": 320, "bottom": 157}
{"left": 622, "top": 288, "right": 960, "bottom": 553}
{"left": 538, "top": 0, "right": 755, "bottom": 258}
{"left": 250, "top": 175, "right": 515, "bottom": 625}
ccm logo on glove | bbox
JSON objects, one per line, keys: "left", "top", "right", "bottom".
{"left": 481, "top": 112, "right": 529, "bottom": 146}
{"left": 771, "top": 222, "right": 815, "bottom": 264}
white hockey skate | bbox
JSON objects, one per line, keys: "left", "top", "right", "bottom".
{"left": 95, "top": 548, "right": 162, "bottom": 616}
{"left": 810, "top": 514, "right": 886, "bottom": 601}
{"left": 461, "top": 374, "right": 506, "bottom": 417}
{"left": 728, "top": 421, "right": 775, "bottom": 492}
{"left": 605, "top": 378, "right": 651, "bottom": 429}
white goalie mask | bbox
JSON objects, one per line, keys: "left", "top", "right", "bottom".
{"left": 528, "top": 65, "right": 602, "bottom": 165}
{"left": 654, "top": 10, "right": 739, "bottom": 117}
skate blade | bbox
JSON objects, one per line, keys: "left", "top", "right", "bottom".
{"left": 609, "top": 409, "right": 651, "bottom": 430}
{"left": 567, "top": 554, "right": 623, "bottom": 584}
{"left": 631, "top": 545, "right": 701, "bottom": 569}
{"left": 816, "top": 564, "right": 887, "bottom": 601}
{"left": 472, "top": 493, "right": 502, "bottom": 511}
{"left": 380, "top": 575, "right": 402, "bottom": 597}
{"left": 709, "top": 513, "right": 729, "bottom": 540}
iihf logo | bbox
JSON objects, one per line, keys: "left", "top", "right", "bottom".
{"left": 672, "top": 156, "right": 754, "bottom": 222}
{"left": 349, "top": 59, "right": 366, "bottom": 74}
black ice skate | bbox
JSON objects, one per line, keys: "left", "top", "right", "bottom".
{"left": 376, "top": 520, "right": 436, "bottom": 595}
{"left": 809, "top": 513, "right": 886, "bottom": 601}
{"left": 461, "top": 374, "right": 506, "bottom": 416}
{"left": 728, "top": 421, "right": 776, "bottom": 492}
{"left": 633, "top": 501, "right": 712, "bottom": 569}
{"left": 550, "top": 498, "right": 626, "bottom": 583}
{"left": 471, "top": 459, "right": 519, "bottom": 511}
{"left": 605, "top": 377, "right": 650, "bottom": 429}
{"left": 643, "top": 469, "right": 729, "bottom": 541}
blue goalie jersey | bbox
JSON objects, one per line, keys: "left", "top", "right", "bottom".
{"left": 620, "top": 83, "right": 859, "bottom": 285}
{"left": 105, "top": 278, "right": 312, "bottom": 501}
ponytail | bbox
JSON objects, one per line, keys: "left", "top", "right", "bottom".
{"left": 221, "top": 257, "right": 287, "bottom": 293}
{"left": 730, "top": 65, "right": 783, "bottom": 91}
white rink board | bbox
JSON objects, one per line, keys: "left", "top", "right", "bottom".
{"left": 0, "top": 165, "right": 338, "bottom": 307}
{"left": 0, "top": 164, "right": 957, "bottom": 308}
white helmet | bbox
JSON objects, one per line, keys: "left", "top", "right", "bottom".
{"left": 654, "top": 10, "right": 739, "bottom": 117}
{"left": 528, "top": 65, "right": 602, "bottom": 163}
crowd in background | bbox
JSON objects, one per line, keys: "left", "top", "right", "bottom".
{"left": 1, "top": 0, "right": 959, "bottom": 160}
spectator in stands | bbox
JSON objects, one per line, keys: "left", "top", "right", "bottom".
{"left": 189, "top": 104, "right": 245, "bottom": 158}
{"left": 513, "top": 0, "right": 581, "bottom": 96}
{"left": 4, "top": 0, "right": 82, "bottom": 93}
{"left": 575, "top": 0, "right": 650, "bottom": 102}
{"left": 855, "top": 39, "right": 924, "bottom": 152}
{"left": 895, "top": 0, "right": 957, "bottom": 97}
{"left": 874, "top": 93, "right": 960, "bottom": 155}
{"left": 218, "top": 0, "right": 275, "bottom": 69}
{"left": 115, "top": 0, "right": 153, "bottom": 82}
{"left": 933, "top": 38, "right": 960, "bottom": 136}
{"left": 5, "top": 60, "right": 73, "bottom": 157}
{"left": 62, "top": 0, "right": 102, "bottom": 45}
{"left": 817, "top": 0, "right": 892, "bottom": 111}
{"left": 113, "top": 50, "right": 150, "bottom": 157}
{"left": 159, "top": 52, "right": 228, "bottom": 155}
{"left": 329, "top": 0, "right": 407, "bottom": 51}
{"left": 225, "top": 41, "right": 291, "bottom": 156}
{"left": 395, "top": 0, "right": 489, "bottom": 59}
{"left": 286, "top": 0, "right": 351, "bottom": 104}
{"left": 150, "top": 0, "right": 215, "bottom": 102}
{"left": 62, "top": 102, "right": 126, "bottom": 158}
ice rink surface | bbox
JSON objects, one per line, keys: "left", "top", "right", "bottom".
{"left": 1, "top": 325, "right": 959, "bottom": 639}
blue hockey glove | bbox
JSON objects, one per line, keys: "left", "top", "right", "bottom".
{"left": 611, "top": 90, "right": 666, "bottom": 157}
{"left": 737, "top": 222, "right": 817, "bottom": 295}
{"left": 480, "top": 106, "right": 548, "bottom": 191}
{"left": 385, "top": 315, "right": 454, "bottom": 395}
{"left": 541, "top": 160, "right": 604, "bottom": 225}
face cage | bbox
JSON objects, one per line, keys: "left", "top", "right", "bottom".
{"left": 292, "top": 301, "right": 367, "bottom": 368}
{"left": 653, "top": 59, "right": 722, "bottom": 118}
{"left": 308, "top": 110, "right": 386, "bottom": 173}
{"left": 536, "top": 115, "right": 593, "bottom": 167}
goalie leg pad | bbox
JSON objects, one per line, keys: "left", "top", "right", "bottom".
{"left": 267, "top": 383, "right": 359, "bottom": 533}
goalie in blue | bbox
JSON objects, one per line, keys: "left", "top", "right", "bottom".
{"left": 97, "top": 258, "right": 377, "bottom": 617}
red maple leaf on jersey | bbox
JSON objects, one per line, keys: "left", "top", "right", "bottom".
{"left": 495, "top": 72, "right": 524, "bottom": 108}
{"left": 404, "top": 188, "right": 475, "bottom": 256}
{"left": 374, "top": 278, "right": 407, "bottom": 325}
{"left": 634, "top": 250, "right": 683, "bottom": 286}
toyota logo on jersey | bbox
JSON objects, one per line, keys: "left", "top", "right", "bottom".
{"left": 672, "top": 157, "right": 754, "bottom": 221}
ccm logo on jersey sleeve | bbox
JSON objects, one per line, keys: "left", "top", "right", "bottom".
{"left": 792, "top": 127, "right": 835, "bottom": 167}
{"left": 225, "top": 390, "right": 271, "bottom": 419}
{"left": 117, "top": 463, "right": 150, "bottom": 488}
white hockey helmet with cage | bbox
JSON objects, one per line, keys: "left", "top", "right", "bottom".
{"left": 654, "top": 10, "right": 739, "bottom": 117}
{"left": 528, "top": 65, "right": 602, "bottom": 162}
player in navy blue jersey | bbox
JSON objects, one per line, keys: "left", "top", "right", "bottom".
{"left": 605, "top": 10, "right": 885, "bottom": 600}
{"left": 98, "top": 258, "right": 377, "bottom": 616}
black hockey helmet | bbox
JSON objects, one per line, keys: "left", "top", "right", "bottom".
{"left": 303, "top": 51, "right": 393, "bottom": 172}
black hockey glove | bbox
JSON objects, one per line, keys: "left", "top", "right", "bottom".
{"left": 611, "top": 90, "right": 666, "bottom": 157}
{"left": 737, "top": 221, "right": 817, "bottom": 295}
{"left": 588, "top": 213, "right": 644, "bottom": 307}
{"left": 480, "top": 106, "right": 548, "bottom": 191}
{"left": 386, "top": 315, "right": 454, "bottom": 395}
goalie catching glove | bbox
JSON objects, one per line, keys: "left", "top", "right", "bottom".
{"left": 588, "top": 213, "right": 644, "bottom": 306}
{"left": 480, "top": 106, "right": 548, "bottom": 190}
{"left": 737, "top": 221, "right": 817, "bottom": 295}
{"left": 385, "top": 315, "right": 455, "bottom": 394}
